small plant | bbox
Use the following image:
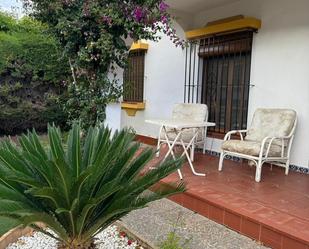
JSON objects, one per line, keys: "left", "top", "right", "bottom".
{"left": 159, "top": 213, "right": 191, "bottom": 249}
{"left": 0, "top": 124, "right": 185, "bottom": 248}
{"left": 160, "top": 232, "right": 184, "bottom": 249}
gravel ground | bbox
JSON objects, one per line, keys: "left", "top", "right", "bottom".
{"left": 121, "top": 198, "right": 269, "bottom": 249}
{"left": 5, "top": 198, "right": 269, "bottom": 249}
{"left": 6, "top": 226, "right": 143, "bottom": 249}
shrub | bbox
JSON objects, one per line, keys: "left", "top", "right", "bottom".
{"left": 0, "top": 12, "right": 69, "bottom": 135}
{"left": 0, "top": 124, "right": 185, "bottom": 248}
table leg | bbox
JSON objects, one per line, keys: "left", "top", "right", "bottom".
{"left": 180, "top": 132, "right": 206, "bottom": 177}
{"left": 156, "top": 125, "right": 163, "bottom": 158}
{"left": 162, "top": 126, "right": 183, "bottom": 179}
{"left": 190, "top": 128, "right": 197, "bottom": 162}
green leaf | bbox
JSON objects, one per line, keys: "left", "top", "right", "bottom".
{"left": 0, "top": 146, "right": 32, "bottom": 177}
{"left": 29, "top": 130, "right": 48, "bottom": 161}
{"left": 8, "top": 174, "right": 44, "bottom": 188}
{"left": 21, "top": 213, "right": 69, "bottom": 242}
{"left": 25, "top": 187, "right": 65, "bottom": 208}
{"left": 67, "top": 122, "right": 81, "bottom": 177}
{"left": 51, "top": 158, "right": 71, "bottom": 207}
{"left": 122, "top": 146, "right": 154, "bottom": 181}
{"left": 48, "top": 124, "right": 65, "bottom": 162}
{"left": 0, "top": 184, "right": 30, "bottom": 204}
{"left": 81, "top": 126, "right": 95, "bottom": 170}
{"left": 0, "top": 199, "right": 33, "bottom": 213}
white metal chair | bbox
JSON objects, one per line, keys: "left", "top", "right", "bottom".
{"left": 156, "top": 103, "right": 209, "bottom": 161}
{"left": 218, "top": 108, "right": 297, "bottom": 182}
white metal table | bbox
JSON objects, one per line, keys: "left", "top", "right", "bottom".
{"left": 146, "top": 119, "right": 215, "bottom": 179}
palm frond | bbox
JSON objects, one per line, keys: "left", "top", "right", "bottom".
{"left": 0, "top": 124, "right": 185, "bottom": 247}
{"left": 67, "top": 122, "right": 81, "bottom": 177}
{"left": 47, "top": 124, "right": 66, "bottom": 162}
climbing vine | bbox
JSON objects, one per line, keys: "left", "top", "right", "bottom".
{"left": 22, "top": 0, "right": 185, "bottom": 129}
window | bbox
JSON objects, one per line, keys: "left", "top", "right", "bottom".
{"left": 123, "top": 50, "right": 146, "bottom": 102}
{"left": 199, "top": 31, "right": 253, "bottom": 134}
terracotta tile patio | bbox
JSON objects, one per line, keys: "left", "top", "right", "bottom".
{"left": 146, "top": 145, "right": 309, "bottom": 249}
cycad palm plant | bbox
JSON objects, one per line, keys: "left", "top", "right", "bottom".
{"left": 0, "top": 124, "right": 185, "bottom": 248}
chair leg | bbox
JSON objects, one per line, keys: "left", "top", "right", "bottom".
{"left": 203, "top": 128, "right": 207, "bottom": 154}
{"left": 156, "top": 126, "right": 163, "bottom": 158}
{"left": 285, "top": 160, "right": 290, "bottom": 175}
{"left": 156, "top": 138, "right": 161, "bottom": 158}
{"left": 202, "top": 140, "right": 206, "bottom": 154}
{"left": 190, "top": 143, "right": 195, "bottom": 162}
{"left": 255, "top": 160, "right": 263, "bottom": 182}
{"left": 177, "top": 169, "right": 183, "bottom": 180}
{"left": 218, "top": 152, "right": 225, "bottom": 171}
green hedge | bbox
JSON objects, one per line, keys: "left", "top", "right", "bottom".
{"left": 0, "top": 12, "right": 69, "bottom": 135}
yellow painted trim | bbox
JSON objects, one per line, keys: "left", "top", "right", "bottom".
{"left": 186, "top": 17, "right": 261, "bottom": 40}
{"left": 130, "top": 41, "right": 149, "bottom": 51}
{"left": 121, "top": 102, "right": 145, "bottom": 109}
{"left": 121, "top": 102, "right": 146, "bottom": 116}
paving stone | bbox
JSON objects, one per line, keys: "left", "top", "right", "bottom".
{"left": 121, "top": 198, "right": 269, "bottom": 249}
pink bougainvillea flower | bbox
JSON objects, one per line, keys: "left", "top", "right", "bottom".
{"left": 159, "top": 1, "right": 169, "bottom": 12}
{"left": 133, "top": 6, "right": 144, "bottom": 22}
{"left": 161, "top": 15, "right": 168, "bottom": 23}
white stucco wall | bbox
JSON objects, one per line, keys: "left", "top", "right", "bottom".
{"left": 193, "top": 0, "right": 309, "bottom": 168}
{"left": 105, "top": 67, "right": 124, "bottom": 133}
{"left": 105, "top": 103, "right": 121, "bottom": 133}
{"left": 119, "top": 22, "right": 186, "bottom": 136}
{"left": 105, "top": 0, "right": 309, "bottom": 169}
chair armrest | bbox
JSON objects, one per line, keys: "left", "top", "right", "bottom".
{"left": 224, "top": 130, "right": 248, "bottom": 141}
{"left": 261, "top": 135, "right": 292, "bottom": 146}
{"left": 260, "top": 135, "right": 292, "bottom": 158}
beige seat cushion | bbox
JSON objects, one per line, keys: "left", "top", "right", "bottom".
{"left": 160, "top": 128, "right": 204, "bottom": 143}
{"left": 160, "top": 103, "right": 208, "bottom": 144}
{"left": 245, "top": 108, "right": 296, "bottom": 146}
{"left": 172, "top": 103, "right": 208, "bottom": 121}
{"left": 222, "top": 140, "right": 282, "bottom": 157}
